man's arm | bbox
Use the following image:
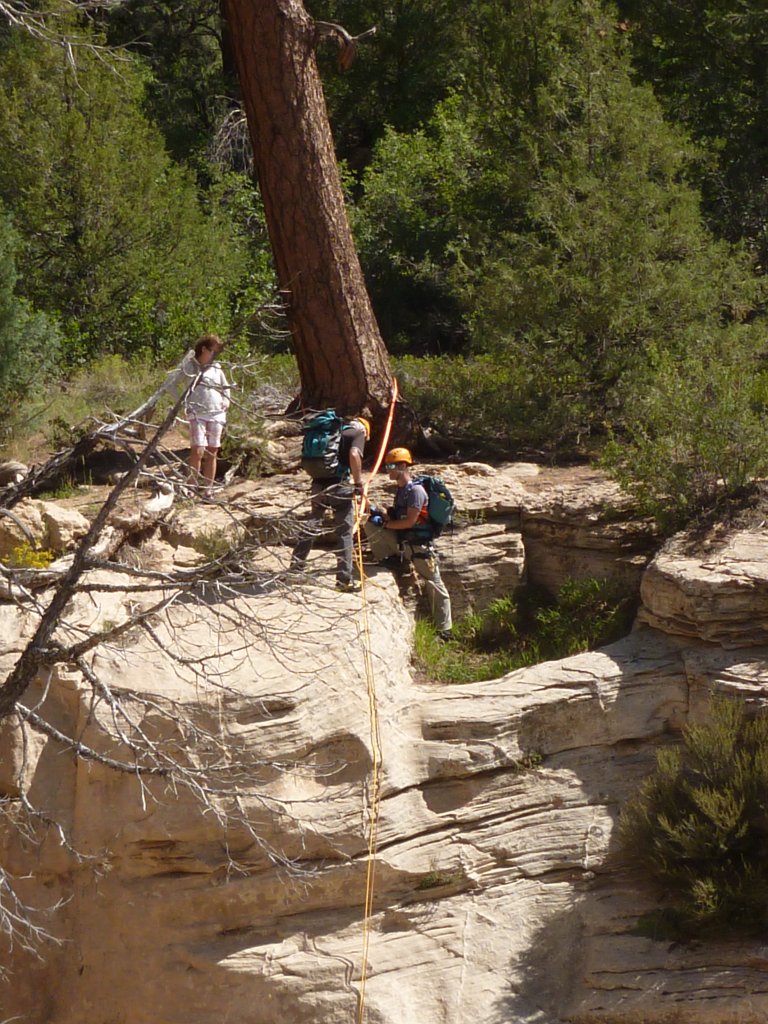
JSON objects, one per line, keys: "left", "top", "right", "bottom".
{"left": 385, "top": 504, "right": 421, "bottom": 529}
{"left": 348, "top": 446, "right": 363, "bottom": 487}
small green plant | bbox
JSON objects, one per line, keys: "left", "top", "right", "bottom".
{"left": 620, "top": 696, "right": 768, "bottom": 938}
{"left": 515, "top": 751, "right": 543, "bottom": 771}
{"left": 530, "top": 577, "right": 635, "bottom": 660}
{"left": 97, "top": 617, "right": 143, "bottom": 649}
{"left": 194, "top": 526, "right": 242, "bottom": 561}
{"left": 415, "top": 860, "right": 465, "bottom": 891}
{"left": 413, "top": 619, "right": 522, "bottom": 684}
{"left": 220, "top": 427, "right": 275, "bottom": 479}
{"left": 6, "top": 542, "right": 55, "bottom": 569}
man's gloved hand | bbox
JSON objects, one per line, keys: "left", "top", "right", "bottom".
{"left": 369, "top": 513, "right": 384, "bottom": 527}
{"left": 353, "top": 482, "right": 364, "bottom": 498}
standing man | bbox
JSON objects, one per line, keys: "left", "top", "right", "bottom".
{"left": 365, "top": 448, "right": 453, "bottom": 638}
{"left": 291, "top": 415, "right": 370, "bottom": 592}
{"left": 183, "top": 334, "right": 230, "bottom": 497}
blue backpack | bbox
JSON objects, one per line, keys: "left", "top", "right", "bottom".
{"left": 412, "top": 474, "right": 455, "bottom": 538}
{"left": 300, "top": 410, "right": 345, "bottom": 479}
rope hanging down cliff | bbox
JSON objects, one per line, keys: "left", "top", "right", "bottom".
{"left": 352, "top": 379, "right": 398, "bottom": 1024}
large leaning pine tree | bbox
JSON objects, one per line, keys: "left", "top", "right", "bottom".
{"left": 221, "top": 0, "right": 405, "bottom": 433}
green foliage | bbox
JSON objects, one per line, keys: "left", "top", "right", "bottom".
{"left": 459, "top": 578, "right": 635, "bottom": 661}
{"left": 218, "top": 353, "right": 299, "bottom": 476}
{"left": 219, "top": 425, "right": 274, "bottom": 480}
{"left": 413, "top": 618, "right": 522, "bottom": 684}
{"left": 394, "top": 354, "right": 586, "bottom": 452}
{"left": 193, "top": 525, "right": 243, "bottom": 561}
{"left": 309, "top": 0, "right": 469, "bottom": 172}
{"left": 527, "top": 577, "right": 636, "bottom": 660}
{"left": 603, "top": 327, "right": 768, "bottom": 530}
{"left": 356, "top": 0, "right": 764, "bottom": 451}
{"left": 617, "top": 0, "right": 768, "bottom": 256}
{"left": 1, "top": 354, "right": 161, "bottom": 460}
{"left": 102, "top": 0, "right": 229, "bottom": 168}
{"left": 415, "top": 578, "right": 635, "bottom": 683}
{"left": 37, "top": 478, "right": 80, "bottom": 501}
{"left": 620, "top": 697, "right": 768, "bottom": 937}
{"left": 0, "top": 21, "right": 249, "bottom": 363}
{"left": 2, "top": 0, "right": 767, "bottom": 537}
{"left": 70, "top": 354, "right": 161, "bottom": 415}
{"left": 470, "top": 10, "right": 762, "bottom": 441}
{"left": 415, "top": 866, "right": 466, "bottom": 891}
{"left": 0, "top": 208, "right": 61, "bottom": 404}
{"left": 354, "top": 99, "right": 485, "bottom": 354}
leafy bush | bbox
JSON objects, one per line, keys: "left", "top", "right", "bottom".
{"left": 415, "top": 578, "right": 635, "bottom": 683}
{"left": 0, "top": 208, "right": 60, "bottom": 406}
{"left": 604, "top": 328, "right": 768, "bottom": 530}
{"left": 529, "top": 577, "right": 637, "bottom": 660}
{"left": 193, "top": 526, "right": 245, "bottom": 562}
{"left": 394, "top": 354, "right": 573, "bottom": 453}
{"left": 620, "top": 697, "right": 768, "bottom": 938}
{"left": 0, "top": 27, "right": 252, "bottom": 364}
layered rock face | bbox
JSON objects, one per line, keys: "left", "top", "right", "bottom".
{"left": 2, "top": 465, "right": 767, "bottom": 1024}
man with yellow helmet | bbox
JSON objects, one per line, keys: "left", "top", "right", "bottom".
{"left": 365, "top": 447, "right": 453, "bottom": 638}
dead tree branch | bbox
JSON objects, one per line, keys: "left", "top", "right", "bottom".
{"left": 314, "top": 21, "right": 377, "bottom": 71}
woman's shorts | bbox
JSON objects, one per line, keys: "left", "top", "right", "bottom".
{"left": 189, "top": 417, "right": 225, "bottom": 448}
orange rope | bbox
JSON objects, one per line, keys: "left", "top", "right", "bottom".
{"left": 354, "top": 379, "right": 398, "bottom": 1024}
{"left": 364, "top": 377, "right": 399, "bottom": 497}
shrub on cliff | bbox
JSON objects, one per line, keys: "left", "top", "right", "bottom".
{"left": 604, "top": 326, "right": 768, "bottom": 531}
{"left": 620, "top": 696, "right": 768, "bottom": 938}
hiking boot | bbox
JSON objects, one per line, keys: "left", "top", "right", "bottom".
{"left": 437, "top": 630, "right": 453, "bottom": 643}
{"left": 335, "top": 579, "right": 362, "bottom": 593}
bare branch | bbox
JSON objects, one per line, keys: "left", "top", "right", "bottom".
{"left": 0, "top": 0, "right": 133, "bottom": 68}
{"left": 0, "top": 353, "right": 371, "bottom": 975}
{"left": 0, "top": 381, "right": 193, "bottom": 718}
{"left": 314, "top": 21, "right": 377, "bottom": 71}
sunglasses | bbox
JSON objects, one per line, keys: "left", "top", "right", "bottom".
{"left": 383, "top": 463, "right": 397, "bottom": 470}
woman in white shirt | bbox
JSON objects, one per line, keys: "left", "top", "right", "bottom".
{"left": 185, "top": 334, "right": 230, "bottom": 496}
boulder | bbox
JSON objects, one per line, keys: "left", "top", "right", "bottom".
{"left": 639, "top": 529, "right": 768, "bottom": 647}
{"left": 0, "top": 499, "right": 45, "bottom": 557}
{"left": 35, "top": 501, "right": 90, "bottom": 553}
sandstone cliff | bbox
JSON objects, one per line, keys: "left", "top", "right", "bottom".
{"left": 2, "top": 463, "right": 767, "bottom": 1024}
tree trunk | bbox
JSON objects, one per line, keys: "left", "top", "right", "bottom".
{"left": 221, "top": 0, "right": 406, "bottom": 434}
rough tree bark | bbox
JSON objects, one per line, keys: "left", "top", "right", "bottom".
{"left": 220, "top": 0, "right": 412, "bottom": 436}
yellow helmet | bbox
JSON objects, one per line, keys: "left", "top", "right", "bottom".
{"left": 357, "top": 416, "right": 371, "bottom": 439}
{"left": 384, "top": 447, "right": 413, "bottom": 466}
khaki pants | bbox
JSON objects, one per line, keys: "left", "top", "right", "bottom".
{"left": 365, "top": 523, "right": 452, "bottom": 632}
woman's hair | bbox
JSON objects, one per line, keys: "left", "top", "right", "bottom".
{"left": 194, "top": 333, "right": 223, "bottom": 359}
